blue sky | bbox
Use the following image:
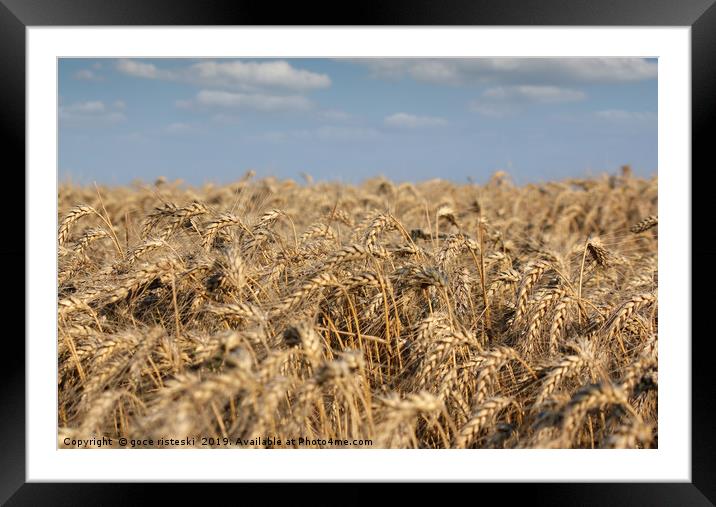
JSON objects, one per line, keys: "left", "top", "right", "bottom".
{"left": 58, "top": 58, "right": 657, "bottom": 185}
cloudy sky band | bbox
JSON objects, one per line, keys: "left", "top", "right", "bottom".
{"left": 59, "top": 57, "right": 657, "bottom": 185}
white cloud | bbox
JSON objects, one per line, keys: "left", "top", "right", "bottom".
{"left": 59, "top": 100, "right": 126, "bottom": 124}
{"left": 113, "top": 100, "right": 126, "bottom": 110}
{"left": 105, "top": 112, "right": 127, "bottom": 123}
{"left": 384, "top": 112, "right": 448, "bottom": 128}
{"left": 483, "top": 85, "right": 585, "bottom": 103}
{"left": 115, "top": 59, "right": 331, "bottom": 92}
{"left": 165, "top": 122, "right": 193, "bottom": 133}
{"left": 595, "top": 109, "right": 657, "bottom": 122}
{"left": 61, "top": 101, "right": 106, "bottom": 114}
{"left": 187, "top": 60, "right": 330, "bottom": 92}
{"left": 73, "top": 69, "right": 103, "bottom": 81}
{"left": 186, "top": 90, "right": 313, "bottom": 112}
{"left": 350, "top": 58, "right": 657, "bottom": 85}
{"left": 470, "top": 85, "right": 586, "bottom": 117}
{"left": 116, "top": 59, "right": 168, "bottom": 79}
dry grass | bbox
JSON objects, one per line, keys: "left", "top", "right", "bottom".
{"left": 58, "top": 169, "right": 657, "bottom": 448}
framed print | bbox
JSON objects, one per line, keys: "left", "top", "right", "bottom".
{"left": 3, "top": 0, "right": 712, "bottom": 503}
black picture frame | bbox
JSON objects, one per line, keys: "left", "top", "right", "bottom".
{"left": 2, "top": 1, "right": 711, "bottom": 504}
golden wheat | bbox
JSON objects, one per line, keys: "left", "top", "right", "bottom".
{"left": 58, "top": 172, "right": 657, "bottom": 448}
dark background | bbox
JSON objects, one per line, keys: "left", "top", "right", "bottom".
{"left": 1, "top": 0, "right": 712, "bottom": 505}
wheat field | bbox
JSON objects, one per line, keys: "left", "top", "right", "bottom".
{"left": 57, "top": 169, "right": 657, "bottom": 449}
